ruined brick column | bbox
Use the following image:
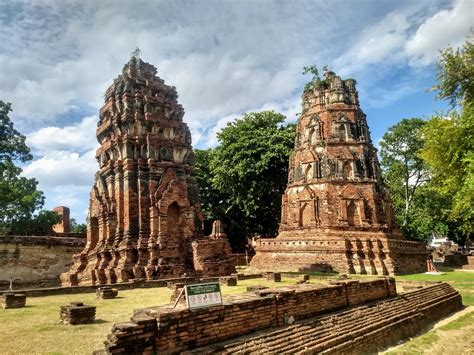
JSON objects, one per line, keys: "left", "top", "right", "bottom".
{"left": 52, "top": 206, "right": 70, "bottom": 233}
{"left": 61, "top": 53, "right": 211, "bottom": 286}
{"left": 251, "top": 71, "right": 428, "bottom": 275}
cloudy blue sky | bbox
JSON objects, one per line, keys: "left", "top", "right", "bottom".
{"left": 0, "top": 0, "right": 472, "bottom": 223}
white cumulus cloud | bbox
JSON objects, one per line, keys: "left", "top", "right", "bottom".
{"left": 27, "top": 115, "right": 98, "bottom": 154}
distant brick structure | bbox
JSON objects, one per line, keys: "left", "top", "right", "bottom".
{"left": 52, "top": 206, "right": 70, "bottom": 233}
{"left": 251, "top": 72, "right": 427, "bottom": 275}
{"left": 61, "top": 52, "right": 234, "bottom": 286}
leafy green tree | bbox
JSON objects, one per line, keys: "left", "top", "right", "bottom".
{"left": 194, "top": 111, "right": 295, "bottom": 248}
{"left": 380, "top": 118, "right": 429, "bottom": 228}
{"left": 0, "top": 100, "right": 53, "bottom": 236}
{"left": 422, "top": 37, "right": 474, "bottom": 236}
{"left": 70, "top": 218, "right": 87, "bottom": 234}
{"left": 380, "top": 118, "right": 459, "bottom": 242}
{"left": 421, "top": 106, "right": 473, "bottom": 235}
{"left": 431, "top": 36, "right": 473, "bottom": 107}
{"left": 8, "top": 210, "right": 60, "bottom": 236}
{"left": 0, "top": 101, "right": 32, "bottom": 163}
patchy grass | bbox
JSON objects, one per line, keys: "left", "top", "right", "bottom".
{"left": 396, "top": 270, "right": 474, "bottom": 283}
{"left": 386, "top": 332, "right": 440, "bottom": 355}
{"left": 0, "top": 288, "right": 172, "bottom": 354}
{"left": 439, "top": 311, "right": 474, "bottom": 331}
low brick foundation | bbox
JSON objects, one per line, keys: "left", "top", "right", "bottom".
{"left": 100, "top": 278, "right": 397, "bottom": 353}
{"left": 265, "top": 272, "right": 282, "bottom": 282}
{"left": 190, "top": 282, "right": 462, "bottom": 354}
{"left": 443, "top": 253, "right": 468, "bottom": 268}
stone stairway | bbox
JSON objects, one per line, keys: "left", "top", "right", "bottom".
{"left": 187, "top": 283, "right": 462, "bottom": 354}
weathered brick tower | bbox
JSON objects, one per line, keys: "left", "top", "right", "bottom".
{"left": 251, "top": 71, "right": 427, "bottom": 275}
{"left": 62, "top": 52, "right": 234, "bottom": 286}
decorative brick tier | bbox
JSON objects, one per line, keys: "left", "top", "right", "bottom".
{"left": 99, "top": 278, "right": 397, "bottom": 353}
{"left": 251, "top": 234, "right": 427, "bottom": 275}
{"left": 1, "top": 293, "right": 26, "bottom": 309}
{"left": 60, "top": 302, "right": 96, "bottom": 325}
{"left": 190, "top": 282, "right": 461, "bottom": 354}
{"left": 251, "top": 71, "right": 427, "bottom": 275}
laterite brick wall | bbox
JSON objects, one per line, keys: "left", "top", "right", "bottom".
{"left": 101, "top": 278, "right": 396, "bottom": 354}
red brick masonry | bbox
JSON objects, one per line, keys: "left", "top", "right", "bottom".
{"left": 251, "top": 71, "right": 427, "bottom": 275}
{"left": 96, "top": 278, "right": 462, "bottom": 354}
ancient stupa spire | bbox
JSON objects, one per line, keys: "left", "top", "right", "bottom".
{"left": 61, "top": 56, "right": 235, "bottom": 286}
{"left": 251, "top": 71, "right": 428, "bottom": 275}
{"left": 130, "top": 47, "right": 141, "bottom": 60}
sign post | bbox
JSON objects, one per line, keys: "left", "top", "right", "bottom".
{"left": 185, "top": 282, "right": 223, "bottom": 310}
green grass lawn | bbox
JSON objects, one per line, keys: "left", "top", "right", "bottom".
{"left": 0, "top": 271, "right": 472, "bottom": 354}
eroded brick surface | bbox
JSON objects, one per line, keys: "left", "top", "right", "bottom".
{"left": 251, "top": 72, "right": 427, "bottom": 275}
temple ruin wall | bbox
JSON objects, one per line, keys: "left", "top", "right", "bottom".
{"left": 0, "top": 236, "right": 85, "bottom": 288}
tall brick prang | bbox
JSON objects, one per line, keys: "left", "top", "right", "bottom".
{"left": 251, "top": 71, "right": 428, "bottom": 275}
{"left": 61, "top": 52, "right": 234, "bottom": 286}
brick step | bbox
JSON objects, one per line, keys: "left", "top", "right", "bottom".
{"left": 277, "top": 306, "right": 421, "bottom": 353}
{"left": 214, "top": 286, "right": 458, "bottom": 354}
{"left": 310, "top": 294, "right": 462, "bottom": 354}
{"left": 220, "top": 301, "right": 417, "bottom": 353}
{"left": 288, "top": 293, "right": 460, "bottom": 354}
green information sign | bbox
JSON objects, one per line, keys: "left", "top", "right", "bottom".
{"left": 185, "top": 282, "right": 223, "bottom": 310}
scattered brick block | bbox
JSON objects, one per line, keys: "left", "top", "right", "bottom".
{"left": 1, "top": 293, "right": 26, "bottom": 309}
{"left": 266, "top": 272, "right": 281, "bottom": 282}
{"left": 219, "top": 276, "right": 237, "bottom": 286}
{"left": 246, "top": 286, "right": 269, "bottom": 292}
{"left": 60, "top": 302, "right": 96, "bottom": 325}
{"left": 96, "top": 286, "right": 118, "bottom": 299}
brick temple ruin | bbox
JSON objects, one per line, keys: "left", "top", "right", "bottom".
{"left": 61, "top": 53, "right": 234, "bottom": 286}
{"left": 251, "top": 71, "right": 428, "bottom": 275}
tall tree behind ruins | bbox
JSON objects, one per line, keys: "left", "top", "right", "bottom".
{"left": 0, "top": 100, "right": 59, "bottom": 236}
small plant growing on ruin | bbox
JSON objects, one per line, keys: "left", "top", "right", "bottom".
{"left": 302, "top": 65, "right": 329, "bottom": 92}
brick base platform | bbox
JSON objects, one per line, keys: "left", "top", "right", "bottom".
{"left": 251, "top": 233, "right": 428, "bottom": 275}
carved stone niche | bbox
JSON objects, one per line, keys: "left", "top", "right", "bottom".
{"left": 339, "top": 186, "right": 368, "bottom": 227}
